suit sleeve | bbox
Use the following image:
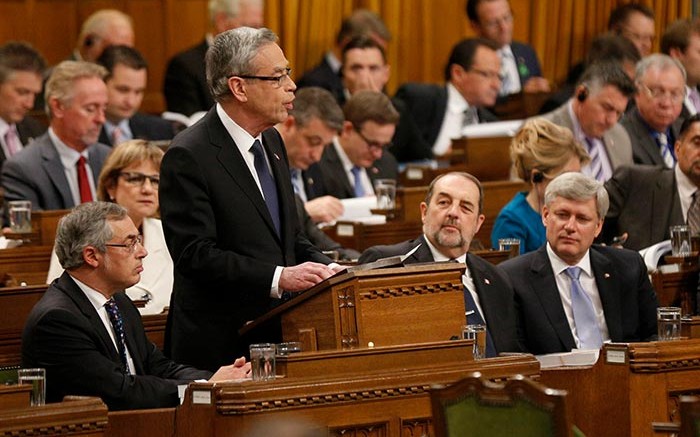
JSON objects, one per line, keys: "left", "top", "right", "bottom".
{"left": 602, "top": 166, "right": 630, "bottom": 244}
{"left": 2, "top": 158, "right": 43, "bottom": 209}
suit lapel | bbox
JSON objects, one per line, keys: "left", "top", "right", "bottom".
{"left": 590, "top": 248, "right": 622, "bottom": 341}
{"left": 41, "top": 139, "right": 74, "bottom": 208}
{"left": 404, "top": 236, "right": 434, "bottom": 263}
{"left": 324, "top": 145, "right": 354, "bottom": 198}
{"left": 651, "top": 171, "right": 682, "bottom": 242}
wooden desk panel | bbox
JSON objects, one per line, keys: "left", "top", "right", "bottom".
{"left": 0, "top": 384, "right": 30, "bottom": 410}
{"left": 0, "top": 285, "right": 47, "bottom": 366}
{"left": 0, "top": 397, "right": 108, "bottom": 436}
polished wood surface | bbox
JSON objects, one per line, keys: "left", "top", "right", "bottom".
{"left": 0, "top": 284, "right": 47, "bottom": 366}
{"left": 651, "top": 266, "right": 699, "bottom": 316}
{"left": 0, "top": 396, "right": 108, "bottom": 437}
{"left": 0, "top": 384, "right": 31, "bottom": 410}
{"left": 107, "top": 408, "right": 176, "bottom": 437}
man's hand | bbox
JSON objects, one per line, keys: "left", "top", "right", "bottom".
{"left": 305, "top": 196, "right": 343, "bottom": 223}
{"left": 280, "top": 262, "right": 336, "bottom": 292}
{"left": 209, "top": 356, "right": 250, "bottom": 381}
{"left": 522, "top": 76, "right": 550, "bottom": 93}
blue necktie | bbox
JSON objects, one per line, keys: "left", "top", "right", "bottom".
{"left": 104, "top": 298, "right": 129, "bottom": 374}
{"left": 462, "top": 284, "right": 497, "bottom": 357}
{"left": 250, "top": 140, "right": 281, "bottom": 236}
{"left": 565, "top": 267, "right": 603, "bottom": 349}
{"left": 351, "top": 166, "right": 364, "bottom": 197}
{"left": 654, "top": 132, "right": 675, "bottom": 168}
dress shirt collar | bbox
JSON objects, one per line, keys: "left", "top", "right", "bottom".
{"left": 325, "top": 51, "right": 341, "bottom": 73}
{"left": 69, "top": 274, "right": 110, "bottom": 311}
{"left": 216, "top": 103, "right": 262, "bottom": 155}
{"left": 423, "top": 234, "right": 467, "bottom": 263}
{"left": 205, "top": 33, "right": 214, "bottom": 46}
{"left": 546, "top": 242, "right": 593, "bottom": 278}
{"left": 332, "top": 136, "right": 356, "bottom": 173}
{"left": 49, "top": 127, "right": 90, "bottom": 168}
{"left": 446, "top": 82, "right": 470, "bottom": 115}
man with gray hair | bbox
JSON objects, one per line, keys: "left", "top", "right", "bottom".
{"left": 163, "top": 0, "right": 263, "bottom": 116}
{"left": 621, "top": 54, "right": 687, "bottom": 168}
{"left": 22, "top": 202, "right": 249, "bottom": 410}
{"left": 159, "top": 27, "right": 337, "bottom": 371}
{"left": 539, "top": 61, "right": 636, "bottom": 182}
{"left": 500, "top": 172, "right": 658, "bottom": 354}
{"left": 2, "top": 61, "right": 112, "bottom": 210}
{"left": 72, "top": 9, "right": 134, "bottom": 63}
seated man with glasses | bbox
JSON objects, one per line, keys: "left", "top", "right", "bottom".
{"left": 23, "top": 201, "right": 250, "bottom": 410}
{"left": 621, "top": 54, "right": 687, "bottom": 168}
{"left": 305, "top": 90, "right": 399, "bottom": 200}
{"left": 538, "top": 61, "right": 636, "bottom": 182}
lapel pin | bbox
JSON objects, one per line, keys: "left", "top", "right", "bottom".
{"left": 604, "top": 273, "right": 610, "bottom": 278}
{"left": 273, "top": 153, "right": 280, "bottom": 161}
{"left": 484, "top": 278, "right": 490, "bottom": 285}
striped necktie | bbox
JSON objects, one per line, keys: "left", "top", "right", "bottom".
{"left": 688, "top": 191, "right": 700, "bottom": 236}
{"left": 584, "top": 138, "right": 605, "bottom": 182}
{"left": 655, "top": 132, "right": 675, "bottom": 168}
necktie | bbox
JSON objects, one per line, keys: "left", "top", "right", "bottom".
{"left": 584, "top": 138, "right": 605, "bottom": 182}
{"left": 565, "top": 267, "right": 603, "bottom": 350}
{"left": 250, "top": 140, "right": 281, "bottom": 236}
{"left": 689, "top": 87, "right": 700, "bottom": 113}
{"left": 655, "top": 132, "right": 675, "bottom": 168}
{"left": 111, "top": 127, "right": 123, "bottom": 146}
{"left": 452, "top": 259, "right": 497, "bottom": 357}
{"left": 498, "top": 51, "right": 513, "bottom": 96}
{"left": 290, "top": 168, "right": 307, "bottom": 202}
{"left": 688, "top": 191, "right": 700, "bottom": 236}
{"left": 351, "top": 166, "right": 365, "bottom": 197}
{"left": 104, "top": 298, "right": 129, "bottom": 374}
{"left": 76, "top": 156, "right": 93, "bottom": 203}
{"left": 4, "top": 126, "right": 21, "bottom": 157}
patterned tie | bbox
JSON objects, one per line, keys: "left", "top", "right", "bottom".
{"left": 584, "top": 138, "right": 605, "bottom": 182}
{"left": 498, "top": 50, "right": 513, "bottom": 96}
{"left": 565, "top": 267, "right": 603, "bottom": 350}
{"left": 4, "top": 126, "right": 21, "bottom": 157}
{"left": 688, "top": 191, "right": 700, "bottom": 236}
{"left": 462, "top": 107, "right": 479, "bottom": 128}
{"left": 655, "top": 132, "right": 675, "bottom": 168}
{"left": 250, "top": 140, "right": 281, "bottom": 236}
{"left": 104, "top": 298, "right": 129, "bottom": 373}
{"left": 351, "top": 166, "right": 365, "bottom": 197}
{"left": 111, "top": 126, "right": 123, "bottom": 146}
{"left": 689, "top": 87, "right": 700, "bottom": 113}
{"left": 76, "top": 156, "right": 93, "bottom": 203}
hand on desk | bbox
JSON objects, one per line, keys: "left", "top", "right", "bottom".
{"left": 280, "top": 262, "right": 336, "bottom": 292}
{"left": 305, "top": 196, "right": 343, "bottom": 223}
{"left": 209, "top": 356, "right": 251, "bottom": 381}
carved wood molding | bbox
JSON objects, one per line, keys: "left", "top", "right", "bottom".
{"left": 359, "top": 281, "right": 461, "bottom": 300}
{"left": 0, "top": 420, "right": 108, "bottom": 437}
{"left": 337, "top": 285, "right": 358, "bottom": 349}
{"left": 330, "top": 421, "right": 389, "bottom": 437}
{"left": 623, "top": 340, "right": 700, "bottom": 372}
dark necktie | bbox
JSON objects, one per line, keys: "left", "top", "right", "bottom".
{"left": 104, "top": 298, "right": 129, "bottom": 373}
{"left": 250, "top": 139, "right": 281, "bottom": 236}
{"left": 77, "top": 156, "right": 93, "bottom": 203}
{"left": 452, "top": 259, "right": 497, "bottom": 357}
{"left": 351, "top": 166, "right": 365, "bottom": 197}
{"left": 565, "top": 267, "right": 603, "bottom": 349}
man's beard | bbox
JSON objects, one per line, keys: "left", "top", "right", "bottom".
{"left": 432, "top": 219, "right": 465, "bottom": 249}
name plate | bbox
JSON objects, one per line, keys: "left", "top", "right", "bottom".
{"left": 605, "top": 348, "right": 627, "bottom": 365}
{"left": 337, "top": 223, "right": 355, "bottom": 237}
{"left": 192, "top": 390, "right": 212, "bottom": 405}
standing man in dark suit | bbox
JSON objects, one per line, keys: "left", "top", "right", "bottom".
{"left": 306, "top": 90, "right": 399, "bottom": 200}
{"left": 603, "top": 114, "right": 700, "bottom": 250}
{"left": 466, "top": 0, "right": 549, "bottom": 96}
{"left": 159, "top": 27, "right": 337, "bottom": 372}
{"left": 500, "top": 172, "right": 658, "bottom": 355}
{"left": 2, "top": 61, "right": 112, "bottom": 211}
{"left": 0, "top": 41, "right": 47, "bottom": 166}
{"left": 622, "top": 54, "right": 686, "bottom": 168}
{"left": 22, "top": 202, "right": 249, "bottom": 410}
{"left": 359, "top": 172, "right": 521, "bottom": 355}
{"left": 96, "top": 46, "right": 175, "bottom": 147}
{"left": 163, "top": 0, "right": 263, "bottom": 116}
{"left": 394, "top": 38, "right": 501, "bottom": 158}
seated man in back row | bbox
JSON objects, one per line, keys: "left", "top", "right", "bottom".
{"left": 359, "top": 172, "right": 521, "bottom": 356}
{"left": 22, "top": 202, "right": 249, "bottom": 410}
{"left": 499, "top": 172, "right": 658, "bottom": 355}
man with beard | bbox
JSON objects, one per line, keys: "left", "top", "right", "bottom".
{"left": 358, "top": 172, "right": 521, "bottom": 356}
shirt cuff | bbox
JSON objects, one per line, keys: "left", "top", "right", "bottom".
{"left": 270, "top": 266, "right": 284, "bottom": 298}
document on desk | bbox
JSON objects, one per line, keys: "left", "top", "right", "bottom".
{"left": 338, "top": 196, "right": 386, "bottom": 224}
{"left": 536, "top": 349, "right": 600, "bottom": 369}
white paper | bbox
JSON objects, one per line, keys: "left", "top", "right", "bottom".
{"left": 337, "top": 196, "right": 386, "bottom": 224}
{"left": 536, "top": 349, "right": 600, "bottom": 369}
{"left": 639, "top": 240, "right": 672, "bottom": 271}
{"left": 462, "top": 119, "right": 524, "bottom": 138}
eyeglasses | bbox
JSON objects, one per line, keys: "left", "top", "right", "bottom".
{"left": 353, "top": 125, "right": 392, "bottom": 151}
{"left": 119, "top": 172, "right": 160, "bottom": 188}
{"left": 469, "top": 68, "right": 504, "bottom": 82}
{"left": 105, "top": 235, "right": 143, "bottom": 253}
{"left": 638, "top": 84, "right": 685, "bottom": 104}
{"left": 236, "top": 67, "right": 292, "bottom": 88}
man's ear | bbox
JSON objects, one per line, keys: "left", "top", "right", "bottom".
{"left": 82, "top": 246, "right": 101, "bottom": 268}
{"left": 228, "top": 76, "right": 248, "bottom": 102}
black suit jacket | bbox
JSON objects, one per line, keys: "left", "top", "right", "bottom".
{"left": 296, "top": 55, "right": 344, "bottom": 104}
{"left": 394, "top": 83, "right": 498, "bottom": 150}
{"left": 294, "top": 195, "right": 360, "bottom": 261}
{"left": 163, "top": 40, "right": 214, "bottom": 116}
{"left": 499, "top": 245, "right": 658, "bottom": 355}
{"left": 159, "top": 108, "right": 329, "bottom": 371}
{"left": 22, "top": 273, "right": 211, "bottom": 410}
{"left": 98, "top": 113, "right": 176, "bottom": 146}
{"left": 305, "top": 142, "right": 398, "bottom": 200}
{"left": 621, "top": 108, "right": 683, "bottom": 167}
{"left": 358, "top": 236, "right": 522, "bottom": 354}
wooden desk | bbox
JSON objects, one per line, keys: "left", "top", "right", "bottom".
{"left": 0, "top": 284, "right": 47, "bottom": 366}
{"left": 540, "top": 340, "right": 700, "bottom": 437}
{"left": 0, "top": 245, "right": 52, "bottom": 286}
{"left": 107, "top": 408, "right": 176, "bottom": 437}
{"left": 0, "top": 384, "right": 30, "bottom": 410}
{"left": 0, "top": 396, "right": 108, "bottom": 436}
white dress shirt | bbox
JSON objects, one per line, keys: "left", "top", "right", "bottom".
{"left": 48, "top": 128, "right": 97, "bottom": 204}
{"left": 432, "top": 83, "right": 474, "bottom": 156}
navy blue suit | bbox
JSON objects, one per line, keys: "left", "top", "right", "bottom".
{"left": 510, "top": 41, "right": 543, "bottom": 87}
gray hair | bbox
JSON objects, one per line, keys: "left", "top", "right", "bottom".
{"left": 206, "top": 27, "right": 278, "bottom": 102}
{"left": 208, "top": 0, "right": 263, "bottom": 23}
{"left": 635, "top": 53, "right": 687, "bottom": 83}
{"left": 45, "top": 60, "right": 107, "bottom": 118}
{"left": 289, "top": 87, "right": 344, "bottom": 132}
{"left": 544, "top": 172, "right": 609, "bottom": 219}
{"left": 55, "top": 202, "right": 127, "bottom": 270}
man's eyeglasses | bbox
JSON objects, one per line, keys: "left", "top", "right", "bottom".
{"left": 469, "top": 68, "right": 504, "bottom": 82}
{"left": 119, "top": 172, "right": 160, "bottom": 188}
{"left": 638, "top": 84, "right": 685, "bottom": 104}
{"left": 353, "top": 126, "right": 392, "bottom": 151}
{"left": 105, "top": 235, "right": 143, "bottom": 253}
{"left": 236, "top": 67, "right": 292, "bottom": 88}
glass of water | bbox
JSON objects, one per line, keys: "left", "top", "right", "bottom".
{"left": 657, "top": 307, "right": 682, "bottom": 341}
{"left": 249, "top": 343, "right": 276, "bottom": 381}
{"left": 8, "top": 200, "right": 32, "bottom": 233}
{"left": 18, "top": 368, "right": 45, "bottom": 406}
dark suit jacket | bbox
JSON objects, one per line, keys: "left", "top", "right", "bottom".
{"left": 499, "top": 245, "right": 658, "bottom": 355}
{"left": 163, "top": 40, "right": 214, "bottom": 116}
{"left": 393, "top": 83, "right": 498, "bottom": 151}
{"left": 358, "top": 236, "right": 522, "bottom": 354}
{"left": 296, "top": 55, "right": 344, "bottom": 104}
{"left": 98, "top": 113, "right": 176, "bottom": 147}
{"left": 0, "top": 116, "right": 47, "bottom": 166}
{"left": 159, "top": 108, "right": 329, "bottom": 371}
{"left": 603, "top": 164, "right": 684, "bottom": 250}
{"left": 22, "top": 273, "right": 211, "bottom": 410}
{"left": 1, "top": 132, "right": 111, "bottom": 210}
{"left": 304, "top": 142, "right": 398, "bottom": 200}
{"left": 511, "top": 41, "right": 543, "bottom": 86}
{"left": 621, "top": 108, "right": 683, "bottom": 167}
{"left": 294, "top": 195, "right": 360, "bottom": 261}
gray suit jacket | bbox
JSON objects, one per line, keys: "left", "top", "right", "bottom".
{"left": 1, "top": 132, "right": 111, "bottom": 210}
{"left": 603, "top": 164, "right": 684, "bottom": 250}
{"left": 539, "top": 101, "right": 633, "bottom": 171}
{"left": 620, "top": 108, "right": 683, "bottom": 167}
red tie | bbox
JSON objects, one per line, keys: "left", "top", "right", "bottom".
{"left": 77, "top": 156, "right": 93, "bottom": 203}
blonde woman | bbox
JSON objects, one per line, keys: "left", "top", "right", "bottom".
{"left": 491, "top": 119, "right": 590, "bottom": 254}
